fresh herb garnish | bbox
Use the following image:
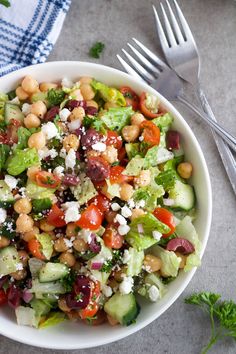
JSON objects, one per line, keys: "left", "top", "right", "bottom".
{"left": 82, "top": 115, "right": 106, "bottom": 133}
{"left": 47, "top": 89, "right": 66, "bottom": 106}
{"left": 158, "top": 233, "right": 176, "bottom": 247}
{"left": 89, "top": 42, "right": 105, "bottom": 59}
{"left": 60, "top": 271, "right": 76, "bottom": 292}
{"left": 0, "top": 0, "right": 11, "bottom": 7}
{"left": 101, "top": 250, "right": 122, "bottom": 273}
{"left": 185, "top": 292, "right": 236, "bottom": 353}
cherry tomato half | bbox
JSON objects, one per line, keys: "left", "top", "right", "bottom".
{"left": 47, "top": 204, "right": 66, "bottom": 227}
{"left": 109, "top": 165, "right": 133, "bottom": 184}
{"left": 35, "top": 171, "right": 61, "bottom": 189}
{"left": 76, "top": 204, "right": 102, "bottom": 231}
{"left": 0, "top": 289, "right": 7, "bottom": 306}
{"left": 140, "top": 120, "right": 160, "bottom": 147}
{"left": 28, "top": 239, "right": 46, "bottom": 260}
{"left": 120, "top": 86, "right": 140, "bottom": 111}
{"left": 153, "top": 207, "right": 176, "bottom": 238}
{"left": 80, "top": 301, "right": 99, "bottom": 320}
{"left": 103, "top": 225, "right": 124, "bottom": 249}
{"left": 105, "top": 131, "right": 122, "bottom": 150}
{"left": 88, "top": 194, "right": 110, "bottom": 214}
{"left": 140, "top": 92, "right": 164, "bottom": 119}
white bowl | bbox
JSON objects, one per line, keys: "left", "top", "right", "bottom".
{"left": 0, "top": 61, "right": 212, "bottom": 349}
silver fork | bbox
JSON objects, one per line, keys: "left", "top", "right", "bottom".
{"left": 153, "top": 0, "right": 236, "bottom": 194}
{"left": 117, "top": 39, "right": 236, "bottom": 153}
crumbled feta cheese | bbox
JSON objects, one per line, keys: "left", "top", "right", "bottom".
{"left": 148, "top": 285, "right": 160, "bottom": 302}
{"left": 111, "top": 203, "right": 121, "bottom": 211}
{"left": 128, "top": 199, "right": 135, "bottom": 209}
{"left": 118, "top": 224, "right": 130, "bottom": 236}
{"left": 60, "top": 148, "right": 67, "bottom": 158}
{"left": 61, "top": 77, "right": 74, "bottom": 88}
{"left": 0, "top": 208, "right": 7, "bottom": 224}
{"left": 18, "top": 187, "right": 26, "bottom": 198}
{"left": 123, "top": 249, "right": 131, "bottom": 264}
{"left": 121, "top": 205, "right": 132, "bottom": 218}
{"left": 4, "top": 175, "right": 18, "bottom": 190}
{"left": 21, "top": 103, "right": 31, "bottom": 115}
{"left": 65, "top": 148, "right": 76, "bottom": 170}
{"left": 38, "top": 147, "right": 58, "bottom": 160}
{"left": 59, "top": 108, "right": 71, "bottom": 122}
{"left": 135, "top": 199, "right": 145, "bottom": 208}
{"left": 11, "top": 96, "right": 20, "bottom": 105}
{"left": 68, "top": 119, "right": 81, "bottom": 131}
{"left": 139, "top": 136, "right": 144, "bottom": 142}
{"left": 92, "top": 142, "right": 106, "bottom": 152}
{"left": 119, "top": 276, "right": 134, "bottom": 295}
{"left": 53, "top": 166, "right": 64, "bottom": 178}
{"left": 64, "top": 207, "right": 80, "bottom": 224}
{"left": 80, "top": 229, "right": 92, "bottom": 244}
{"left": 15, "top": 263, "right": 23, "bottom": 271}
{"left": 41, "top": 122, "right": 59, "bottom": 140}
{"left": 63, "top": 237, "right": 75, "bottom": 249}
{"left": 114, "top": 214, "right": 127, "bottom": 225}
{"left": 102, "top": 285, "right": 113, "bottom": 298}
{"left": 62, "top": 201, "right": 80, "bottom": 210}
{"left": 152, "top": 230, "right": 162, "bottom": 241}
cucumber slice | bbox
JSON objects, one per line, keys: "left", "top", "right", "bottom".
{"left": 39, "top": 262, "right": 69, "bottom": 282}
{"left": 0, "top": 181, "right": 14, "bottom": 208}
{"left": 4, "top": 103, "right": 24, "bottom": 124}
{"left": 104, "top": 292, "right": 140, "bottom": 326}
{"left": 0, "top": 246, "right": 20, "bottom": 276}
{"left": 168, "top": 180, "right": 195, "bottom": 211}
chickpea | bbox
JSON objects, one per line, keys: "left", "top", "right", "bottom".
{"left": 86, "top": 150, "right": 101, "bottom": 159}
{"left": 28, "top": 131, "right": 46, "bottom": 149}
{"left": 0, "top": 236, "right": 10, "bottom": 248}
{"left": 59, "top": 251, "right": 76, "bottom": 267}
{"left": 63, "top": 134, "right": 80, "bottom": 152}
{"left": 14, "top": 198, "right": 32, "bottom": 214}
{"left": 86, "top": 100, "right": 98, "bottom": 109}
{"left": 113, "top": 266, "right": 127, "bottom": 282}
{"left": 122, "top": 125, "right": 140, "bottom": 142}
{"left": 131, "top": 112, "right": 145, "bottom": 126}
{"left": 10, "top": 269, "right": 27, "bottom": 281}
{"left": 24, "top": 113, "right": 41, "bottom": 129}
{"left": 107, "top": 315, "right": 119, "bottom": 326}
{"left": 21, "top": 226, "right": 39, "bottom": 242}
{"left": 58, "top": 297, "right": 70, "bottom": 312}
{"left": 73, "top": 238, "right": 89, "bottom": 253}
{"left": 104, "top": 102, "right": 118, "bottom": 110}
{"left": 177, "top": 162, "right": 193, "bottom": 179}
{"left": 39, "top": 82, "right": 57, "bottom": 92}
{"left": 105, "top": 210, "right": 117, "bottom": 224}
{"left": 40, "top": 219, "right": 55, "bottom": 232}
{"left": 130, "top": 208, "right": 145, "bottom": 221}
{"left": 80, "top": 83, "right": 95, "bottom": 100}
{"left": 66, "top": 223, "right": 78, "bottom": 238}
{"left": 30, "top": 101, "right": 47, "bottom": 118}
{"left": 79, "top": 76, "right": 93, "bottom": 84}
{"left": 18, "top": 250, "right": 29, "bottom": 267}
{"left": 69, "top": 107, "right": 85, "bottom": 122}
{"left": 54, "top": 238, "right": 69, "bottom": 253}
{"left": 134, "top": 170, "right": 151, "bottom": 188}
{"left": 70, "top": 89, "right": 83, "bottom": 101}
{"left": 16, "top": 86, "right": 29, "bottom": 100}
{"left": 119, "top": 183, "right": 134, "bottom": 201}
{"left": 16, "top": 214, "right": 34, "bottom": 233}
{"left": 27, "top": 165, "right": 41, "bottom": 181}
{"left": 21, "top": 75, "right": 39, "bottom": 94}
{"left": 143, "top": 254, "right": 162, "bottom": 272}
{"left": 101, "top": 146, "right": 118, "bottom": 164}
{"left": 175, "top": 252, "right": 187, "bottom": 269}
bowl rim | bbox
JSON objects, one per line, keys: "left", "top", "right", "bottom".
{"left": 0, "top": 61, "right": 212, "bottom": 349}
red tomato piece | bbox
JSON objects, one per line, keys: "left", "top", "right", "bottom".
{"left": 0, "top": 289, "right": 7, "bottom": 306}
{"left": 88, "top": 194, "right": 110, "bottom": 214}
{"left": 120, "top": 86, "right": 140, "bottom": 111}
{"left": 153, "top": 207, "right": 176, "bottom": 238}
{"left": 103, "top": 225, "right": 124, "bottom": 249}
{"left": 76, "top": 204, "right": 102, "bottom": 231}
{"left": 109, "top": 165, "right": 133, "bottom": 184}
{"left": 35, "top": 171, "right": 61, "bottom": 189}
{"left": 105, "top": 130, "right": 122, "bottom": 150}
{"left": 28, "top": 239, "right": 46, "bottom": 260}
{"left": 140, "top": 120, "right": 160, "bottom": 147}
{"left": 79, "top": 301, "right": 99, "bottom": 320}
{"left": 47, "top": 204, "right": 66, "bottom": 227}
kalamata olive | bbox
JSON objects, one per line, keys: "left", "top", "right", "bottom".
{"left": 86, "top": 156, "right": 110, "bottom": 182}
{"left": 7, "top": 284, "right": 21, "bottom": 309}
{"left": 166, "top": 237, "right": 195, "bottom": 255}
{"left": 166, "top": 130, "right": 180, "bottom": 150}
{"left": 85, "top": 106, "right": 98, "bottom": 116}
{"left": 89, "top": 233, "right": 101, "bottom": 253}
{"left": 80, "top": 128, "right": 102, "bottom": 150}
{"left": 44, "top": 106, "right": 59, "bottom": 121}
{"left": 66, "top": 100, "right": 87, "bottom": 110}
{"left": 63, "top": 174, "right": 80, "bottom": 186}
{"left": 65, "top": 275, "right": 91, "bottom": 309}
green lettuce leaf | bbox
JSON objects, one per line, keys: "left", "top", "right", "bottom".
{"left": 149, "top": 245, "right": 181, "bottom": 277}
{"left": 123, "top": 155, "right": 144, "bottom": 176}
{"left": 6, "top": 148, "right": 40, "bottom": 176}
{"left": 36, "top": 233, "right": 53, "bottom": 260}
{"left": 152, "top": 113, "right": 174, "bottom": 132}
{"left": 101, "top": 106, "right": 133, "bottom": 132}
{"left": 155, "top": 169, "right": 177, "bottom": 191}
{"left": 15, "top": 306, "right": 38, "bottom": 328}
{"left": 126, "top": 248, "right": 144, "bottom": 276}
{"left": 0, "top": 144, "right": 10, "bottom": 170}
{"left": 71, "top": 173, "right": 97, "bottom": 205}
{"left": 91, "top": 80, "right": 126, "bottom": 106}
{"left": 32, "top": 198, "right": 52, "bottom": 213}
{"left": 16, "top": 127, "right": 31, "bottom": 150}
{"left": 39, "top": 312, "right": 66, "bottom": 329}
{"left": 125, "top": 143, "right": 140, "bottom": 160}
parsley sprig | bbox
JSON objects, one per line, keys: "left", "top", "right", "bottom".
{"left": 89, "top": 42, "right": 105, "bottom": 59}
{"left": 0, "top": 0, "right": 10, "bottom": 7}
{"left": 185, "top": 292, "right": 236, "bottom": 353}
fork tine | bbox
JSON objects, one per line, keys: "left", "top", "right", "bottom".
{"left": 165, "top": 0, "right": 184, "bottom": 44}
{"left": 121, "top": 48, "right": 156, "bottom": 82}
{"left": 173, "top": 0, "right": 196, "bottom": 42}
{"left": 132, "top": 37, "right": 168, "bottom": 69}
{"left": 160, "top": 2, "right": 177, "bottom": 47}
{"left": 152, "top": 5, "right": 169, "bottom": 50}
{"left": 116, "top": 55, "right": 146, "bottom": 82}
{"left": 127, "top": 42, "right": 160, "bottom": 75}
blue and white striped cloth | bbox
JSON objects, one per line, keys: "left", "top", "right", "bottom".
{"left": 0, "top": 0, "right": 71, "bottom": 77}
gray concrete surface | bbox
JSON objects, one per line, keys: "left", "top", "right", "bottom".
{"left": 1, "top": 0, "right": 236, "bottom": 353}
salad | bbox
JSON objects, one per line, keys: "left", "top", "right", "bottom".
{"left": 0, "top": 75, "right": 200, "bottom": 328}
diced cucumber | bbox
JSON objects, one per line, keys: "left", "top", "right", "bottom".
{"left": 0, "top": 181, "right": 14, "bottom": 208}
{"left": 168, "top": 180, "right": 195, "bottom": 211}
{"left": 4, "top": 103, "right": 24, "bottom": 124}
{"left": 104, "top": 292, "right": 140, "bottom": 326}
{"left": 0, "top": 246, "right": 20, "bottom": 276}
{"left": 39, "top": 262, "right": 69, "bottom": 283}
{"left": 30, "top": 279, "right": 67, "bottom": 295}
{"left": 126, "top": 248, "right": 144, "bottom": 277}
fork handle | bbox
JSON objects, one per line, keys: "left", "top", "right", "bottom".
{"left": 177, "top": 94, "right": 236, "bottom": 153}
{"left": 196, "top": 87, "right": 236, "bottom": 195}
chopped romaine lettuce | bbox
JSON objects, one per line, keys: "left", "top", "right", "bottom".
{"left": 16, "top": 127, "right": 31, "bottom": 150}
{"left": 152, "top": 113, "right": 174, "bottom": 132}
{"left": 123, "top": 155, "right": 144, "bottom": 176}
{"left": 126, "top": 248, "right": 144, "bottom": 276}
{"left": 106, "top": 179, "right": 120, "bottom": 198}
{"left": 0, "top": 144, "right": 10, "bottom": 171}
{"left": 125, "top": 143, "right": 140, "bottom": 160}
{"left": 164, "top": 155, "right": 184, "bottom": 171}
{"left": 39, "top": 312, "right": 66, "bottom": 328}
{"left": 15, "top": 306, "right": 38, "bottom": 328}
{"left": 30, "top": 298, "right": 51, "bottom": 320}
{"left": 155, "top": 169, "right": 177, "bottom": 191}
{"left": 91, "top": 80, "right": 126, "bottom": 106}
{"left": 101, "top": 106, "right": 133, "bottom": 132}
{"left": 32, "top": 198, "right": 52, "bottom": 213}
{"left": 143, "top": 145, "right": 159, "bottom": 168}
{"left": 47, "top": 88, "right": 66, "bottom": 106}
{"left": 149, "top": 245, "right": 181, "bottom": 277}
{"left": 28, "top": 258, "right": 45, "bottom": 278}
{"left": 36, "top": 233, "right": 53, "bottom": 260}
{"left": 6, "top": 148, "right": 40, "bottom": 176}
{"left": 26, "top": 179, "right": 55, "bottom": 199}
{"left": 71, "top": 173, "right": 97, "bottom": 205}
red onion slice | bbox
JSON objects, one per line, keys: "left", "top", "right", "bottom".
{"left": 163, "top": 198, "right": 175, "bottom": 206}
{"left": 7, "top": 284, "right": 21, "bottom": 309}
{"left": 91, "top": 262, "right": 103, "bottom": 270}
{"left": 89, "top": 233, "right": 101, "bottom": 253}
{"left": 22, "top": 289, "right": 33, "bottom": 303}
